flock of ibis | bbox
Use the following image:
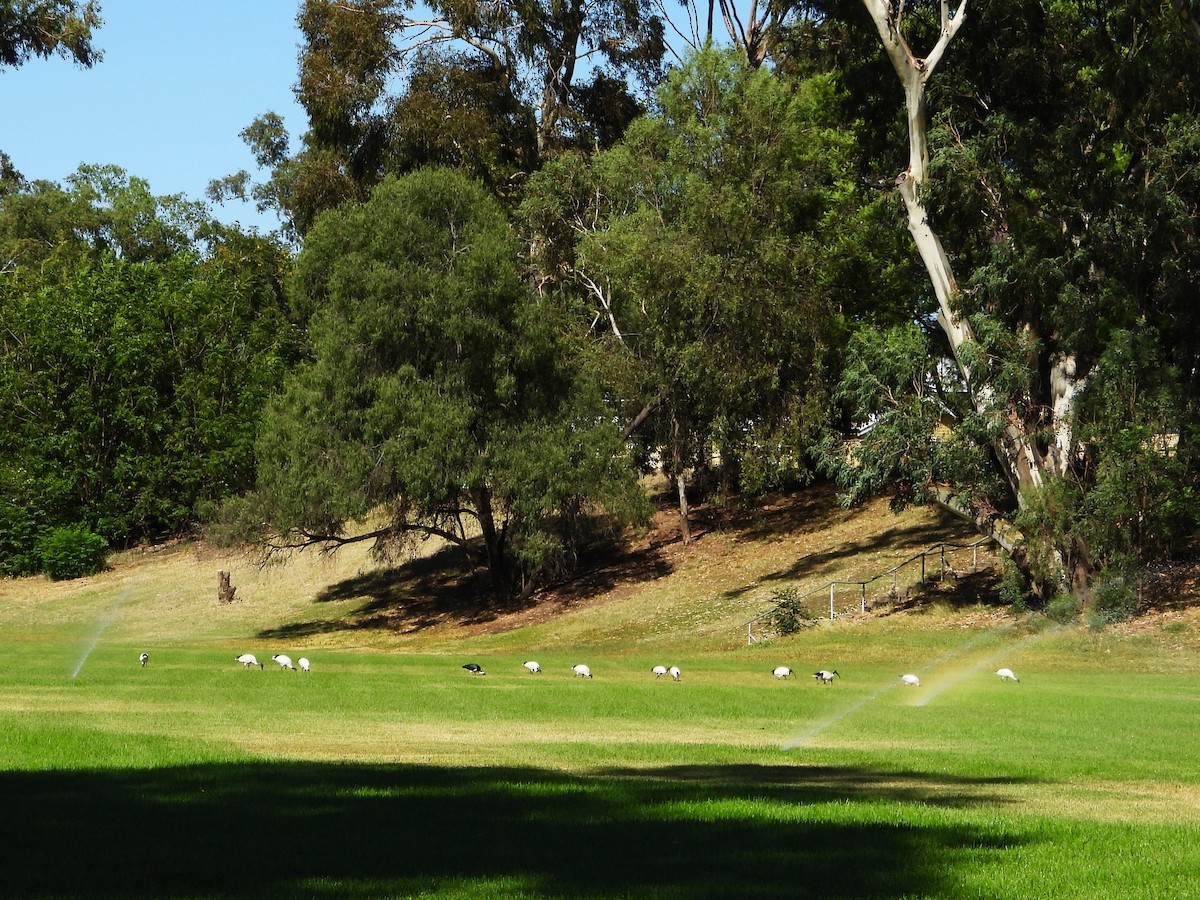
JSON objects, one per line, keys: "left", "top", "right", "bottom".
{"left": 139, "top": 652, "right": 1020, "bottom": 687}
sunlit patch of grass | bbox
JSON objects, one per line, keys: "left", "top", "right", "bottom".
{"left": 5, "top": 486, "right": 1200, "bottom": 895}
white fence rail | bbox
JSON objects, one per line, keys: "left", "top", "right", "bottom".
{"left": 744, "top": 537, "right": 996, "bottom": 645}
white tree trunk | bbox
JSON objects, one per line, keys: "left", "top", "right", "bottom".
{"left": 861, "top": 0, "right": 1082, "bottom": 504}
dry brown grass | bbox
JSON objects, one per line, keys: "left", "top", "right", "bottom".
{"left": 7, "top": 481, "right": 1196, "bottom": 652}
{"left": 0, "top": 483, "right": 1016, "bottom": 652}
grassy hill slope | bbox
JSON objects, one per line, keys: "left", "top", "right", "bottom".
{"left": 3, "top": 482, "right": 1197, "bottom": 657}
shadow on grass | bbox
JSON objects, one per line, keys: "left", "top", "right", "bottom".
{"left": 259, "top": 534, "right": 677, "bottom": 642}
{"left": 257, "top": 484, "right": 999, "bottom": 642}
{"left": 0, "top": 760, "right": 1031, "bottom": 898}
{"left": 258, "top": 545, "right": 497, "bottom": 640}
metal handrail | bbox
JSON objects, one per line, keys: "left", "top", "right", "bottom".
{"left": 744, "top": 537, "right": 995, "bottom": 644}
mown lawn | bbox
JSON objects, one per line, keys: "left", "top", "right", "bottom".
{"left": 2, "top": 630, "right": 1199, "bottom": 898}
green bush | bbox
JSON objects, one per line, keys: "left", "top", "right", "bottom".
{"left": 36, "top": 526, "right": 109, "bottom": 581}
{"left": 1088, "top": 569, "right": 1142, "bottom": 628}
{"left": 999, "top": 556, "right": 1032, "bottom": 613}
{"left": 768, "top": 586, "right": 817, "bottom": 635}
{"left": 1045, "top": 594, "right": 1080, "bottom": 625}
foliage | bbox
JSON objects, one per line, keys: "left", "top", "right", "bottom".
{"left": 523, "top": 50, "right": 873, "bottom": 502}
{"left": 998, "top": 555, "right": 1032, "bottom": 613}
{"left": 0, "top": 0, "right": 100, "bottom": 70}
{"left": 1087, "top": 569, "right": 1143, "bottom": 628}
{"left": 0, "top": 164, "right": 214, "bottom": 268}
{"left": 800, "top": 0, "right": 1200, "bottom": 596}
{"left": 0, "top": 191, "right": 299, "bottom": 568}
{"left": 766, "top": 585, "right": 817, "bottom": 634}
{"left": 35, "top": 524, "right": 107, "bottom": 580}
{"left": 817, "top": 323, "right": 945, "bottom": 508}
{"left": 213, "top": 0, "right": 665, "bottom": 237}
{"left": 247, "top": 168, "right": 649, "bottom": 603}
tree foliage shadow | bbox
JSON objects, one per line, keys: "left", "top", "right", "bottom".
{"left": 258, "top": 483, "right": 1000, "bottom": 641}
{"left": 258, "top": 533, "right": 676, "bottom": 641}
{"left": 0, "top": 759, "right": 1036, "bottom": 898}
{"left": 259, "top": 544, "right": 493, "bottom": 640}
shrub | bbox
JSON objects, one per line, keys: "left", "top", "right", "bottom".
{"left": 1045, "top": 594, "right": 1080, "bottom": 625}
{"left": 1088, "top": 569, "right": 1142, "bottom": 628}
{"left": 768, "top": 586, "right": 817, "bottom": 635}
{"left": 36, "top": 526, "right": 109, "bottom": 581}
{"left": 999, "top": 555, "right": 1034, "bottom": 613}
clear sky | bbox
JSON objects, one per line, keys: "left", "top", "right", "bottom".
{"left": 3, "top": 1, "right": 307, "bottom": 233}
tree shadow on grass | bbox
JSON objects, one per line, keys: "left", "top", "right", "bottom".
{"left": 259, "top": 536, "right": 676, "bottom": 642}
{"left": 258, "top": 545, "right": 500, "bottom": 640}
{"left": 0, "top": 760, "right": 1034, "bottom": 898}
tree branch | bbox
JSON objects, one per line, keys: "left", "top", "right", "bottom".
{"left": 621, "top": 384, "right": 671, "bottom": 439}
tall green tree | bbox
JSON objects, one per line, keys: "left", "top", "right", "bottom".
{"left": 246, "top": 168, "right": 648, "bottom": 604}
{"left": 392, "top": 0, "right": 667, "bottom": 155}
{"left": 0, "top": 165, "right": 298, "bottom": 573}
{"left": 818, "top": 0, "right": 1200, "bottom": 601}
{"left": 0, "top": 164, "right": 212, "bottom": 268}
{"left": 212, "top": 0, "right": 664, "bottom": 239}
{"left": 523, "top": 49, "right": 885, "bottom": 540}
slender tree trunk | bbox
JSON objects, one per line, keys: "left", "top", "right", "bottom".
{"left": 671, "top": 414, "right": 692, "bottom": 545}
{"left": 861, "top": 0, "right": 1085, "bottom": 590}
{"left": 676, "top": 472, "right": 692, "bottom": 545}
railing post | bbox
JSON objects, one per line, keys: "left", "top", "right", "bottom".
{"left": 920, "top": 553, "right": 926, "bottom": 586}
{"left": 861, "top": 582, "right": 866, "bottom": 614}
{"left": 830, "top": 583, "right": 836, "bottom": 620}
{"left": 973, "top": 543, "right": 978, "bottom": 572}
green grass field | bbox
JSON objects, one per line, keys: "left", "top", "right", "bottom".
{"left": 3, "top": 491, "right": 1200, "bottom": 898}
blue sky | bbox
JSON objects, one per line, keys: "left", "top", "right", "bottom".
{"left": 3, "top": 1, "right": 307, "bottom": 232}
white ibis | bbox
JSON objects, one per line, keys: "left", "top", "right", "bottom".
{"left": 235, "top": 654, "right": 263, "bottom": 669}
{"left": 522, "top": 661, "right": 541, "bottom": 673}
{"left": 571, "top": 664, "right": 592, "bottom": 678}
{"left": 139, "top": 652, "right": 149, "bottom": 667}
{"left": 272, "top": 654, "right": 296, "bottom": 671}
{"left": 900, "top": 673, "right": 920, "bottom": 687}
{"left": 652, "top": 665, "right": 668, "bottom": 678}
{"left": 813, "top": 669, "right": 839, "bottom": 684}
{"left": 668, "top": 666, "right": 681, "bottom": 682}
{"left": 298, "top": 657, "right": 311, "bottom": 673}
{"left": 995, "top": 668, "right": 1019, "bottom": 682}
{"left": 462, "top": 663, "right": 486, "bottom": 675}
{"left": 773, "top": 666, "right": 794, "bottom": 679}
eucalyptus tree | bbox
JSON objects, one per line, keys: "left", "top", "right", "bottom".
{"left": 819, "top": 0, "right": 1200, "bottom": 602}
{"left": 523, "top": 50, "right": 882, "bottom": 541}
{"left": 394, "top": 0, "right": 667, "bottom": 155}
{"left": 212, "top": 0, "right": 665, "bottom": 237}
{"left": 245, "top": 168, "right": 648, "bottom": 604}
{"left": 0, "top": 0, "right": 100, "bottom": 69}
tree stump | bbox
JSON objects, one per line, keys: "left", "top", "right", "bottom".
{"left": 217, "top": 570, "right": 238, "bottom": 604}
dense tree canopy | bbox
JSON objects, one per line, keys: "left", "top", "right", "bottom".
{"left": 243, "top": 168, "right": 649, "bottom": 603}
{"left": 211, "top": 0, "right": 668, "bottom": 239}
{"left": 814, "top": 0, "right": 1200, "bottom": 603}
{"left": 0, "top": 168, "right": 298, "bottom": 575}
{"left": 0, "top": 253, "right": 297, "bottom": 573}
{"left": 523, "top": 49, "right": 904, "bottom": 538}
{"left": 7, "top": 0, "right": 1200, "bottom": 618}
